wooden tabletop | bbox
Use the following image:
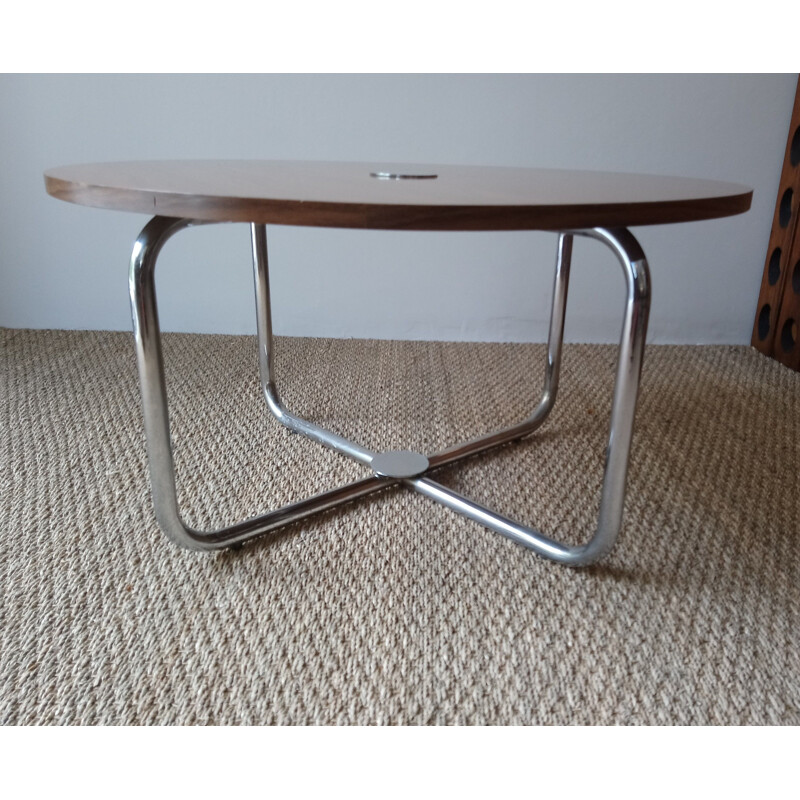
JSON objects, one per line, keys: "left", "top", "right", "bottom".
{"left": 44, "top": 160, "right": 752, "bottom": 231}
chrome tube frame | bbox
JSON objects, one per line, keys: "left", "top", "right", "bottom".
{"left": 250, "top": 224, "right": 377, "bottom": 466}
{"left": 129, "top": 216, "right": 650, "bottom": 564}
{"left": 409, "top": 228, "right": 650, "bottom": 565}
{"left": 129, "top": 217, "right": 392, "bottom": 551}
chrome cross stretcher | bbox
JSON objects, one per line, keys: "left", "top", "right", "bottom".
{"left": 130, "top": 218, "right": 649, "bottom": 566}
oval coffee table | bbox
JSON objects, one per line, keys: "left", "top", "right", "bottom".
{"left": 44, "top": 160, "right": 752, "bottom": 565}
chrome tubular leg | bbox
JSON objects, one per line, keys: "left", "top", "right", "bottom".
{"left": 426, "top": 232, "right": 573, "bottom": 469}
{"left": 129, "top": 216, "right": 391, "bottom": 551}
{"left": 250, "top": 223, "right": 377, "bottom": 466}
{"left": 408, "top": 227, "right": 650, "bottom": 566}
{"left": 250, "top": 225, "right": 574, "bottom": 478}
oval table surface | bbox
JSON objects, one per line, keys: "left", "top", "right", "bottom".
{"left": 44, "top": 160, "right": 753, "bottom": 231}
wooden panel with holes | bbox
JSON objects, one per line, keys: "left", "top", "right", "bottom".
{"left": 772, "top": 249, "right": 800, "bottom": 369}
{"left": 752, "top": 77, "right": 800, "bottom": 365}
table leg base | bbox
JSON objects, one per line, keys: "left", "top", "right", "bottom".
{"left": 129, "top": 218, "right": 650, "bottom": 566}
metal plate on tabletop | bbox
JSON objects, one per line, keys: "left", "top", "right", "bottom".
{"left": 370, "top": 171, "right": 438, "bottom": 180}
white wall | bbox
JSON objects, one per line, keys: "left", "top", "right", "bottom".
{"left": 0, "top": 73, "right": 795, "bottom": 343}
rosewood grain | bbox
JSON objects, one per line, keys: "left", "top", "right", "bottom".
{"left": 44, "top": 160, "right": 752, "bottom": 232}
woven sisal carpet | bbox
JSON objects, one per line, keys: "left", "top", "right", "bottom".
{"left": 1, "top": 328, "right": 799, "bottom": 725}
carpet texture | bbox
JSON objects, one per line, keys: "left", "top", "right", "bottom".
{"left": 1, "top": 328, "right": 799, "bottom": 725}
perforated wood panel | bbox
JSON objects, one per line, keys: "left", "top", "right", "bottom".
{"left": 752, "top": 76, "right": 800, "bottom": 369}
